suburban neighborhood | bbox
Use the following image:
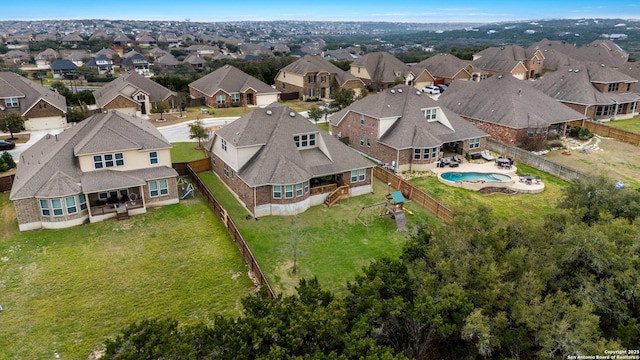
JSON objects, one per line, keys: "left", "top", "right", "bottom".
{"left": 2, "top": 15, "right": 640, "bottom": 359}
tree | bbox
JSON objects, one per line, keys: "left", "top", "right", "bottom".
{"left": 331, "top": 87, "right": 356, "bottom": 110}
{"left": 1, "top": 151, "right": 16, "bottom": 171}
{"left": 67, "top": 103, "right": 93, "bottom": 122}
{"left": 307, "top": 106, "right": 324, "bottom": 124}
{"left": 0, "top": 113, "right": 25, "bottom": 139}
{"left": 188, "top": 120, "right": 208, "bottom": 148}
{"left": 151, "top": 101, "right": 169, "bottom": 121}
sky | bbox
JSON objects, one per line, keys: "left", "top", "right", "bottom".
{"left": 3, "top": 0, "right": 640, "bottom": 23}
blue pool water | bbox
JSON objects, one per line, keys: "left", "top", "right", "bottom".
{"left": 441, "top": 172, "right": 511, "bottom": 182}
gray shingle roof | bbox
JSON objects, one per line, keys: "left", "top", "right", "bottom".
{"left": 189, "top": 65, "right": 278, "bottom": 96}
{"left": 93, "top": 72, "right": 176, "bottom": 108}
{"left": 10, "top": 111, "right": 174, "bottom": 200}
{"left": 351, "top": 52, "right": 410, "bottom": 83}
{"left": 411, "top": 53, "right": 472, "bottom": 80}
{"left": 0, "top": 72, "right": 67, "bottom": 115}
{"left": 529, "top": 39, "right": 629, "bottom": 69}
{"left": 209, "top": 103, "right": 373, "bottom": 186}
{"left": 471, "top": 45, "right": 530, "bottom": 73}
{"left": 439, "top": 74, "right": 586, "bottom": 128}
{"left": 279, "top": 55, "right": 363, "bottom": 87}
{"left": 532, "top": 62, "right": 639, "bottom": 106}
{"left": 331, "top": 85, "right": 487, "bottom": 149}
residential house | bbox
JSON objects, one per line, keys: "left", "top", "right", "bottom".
{"left": 205, "top": 102, "right": 374, "bottom": 217}
{"left": 330, "top": 85, "right": 488, "bottom": 173}
{"left": 136, "top": 34, "right": 157, "bottom": 48}
{"left": 532, "top": 62, "right": 639, "bottom": 121}
{"left": 239, "top": 43, "right": 271, "bottom": 56}
{"left": 93, "top": 72, "right": 177, "bottom": 117}
{"left": 35, "top": 48, "right": 58, "bottom": 66}
{"left": 89, "top": 30, "right": 111, "bottom": 40}
{"left": 85, "top": 54, "right": 114, "bottom": 75}
{"left": 149, "top": 47, "right": 168, "bottom": 59}
{"left": 112, "top": 33, "right": 133, "bottom": 51}
{"left": 349, "top": 52, "right": 412, "bottom": 90}
{"left": 61, "top": 32, "right": 84, "bottom": 47}
{"left": 9, "top": 110, "right": 179, "bottom": 231}
{"left": 66, "top": 50, "right": 90, "bottom": 66}
{"left": 324, "top": 48, "right": 360, "bottom": 61}
{"left": 121, "top": 51, "right": 150, "bottom": 75}
{"left": 274, "top": 55, "right": 365, "bottom": 100}
{"left": 410, "top": 53, "right": 473, "bottom": 88}
{"left": 50, "top": 59, "right": 77, "bottom": 79}
{"left": 95, "top": 47, "right": 118, "bottom": 59}
{"left": 529, "top": 39, "right": 629, "bottom": 72}
{"left": 154, "top": 53, "right": 179, "bottom": 69}
{"left": 157, "top": 33, "right": 181, "bottom": 48}
{"left": 471, "top": 44, "right": 545, "bottom": 80}
{"left": 183, "top": 54, "right": 207, "bottom": 72}
{"left": 3, "top": 49, "right": 30, "bottom": 65}
{"left": 0, "top": 71, "right": 68, "bottom": 131}
{"left": 439, "top": 74, "right": 587, "bottom": 146}
{"left": 189, "top": 64, "right": 279, "bottom": 108}
{"left": 186, "top": 44, "right": 219, "bottom": 57}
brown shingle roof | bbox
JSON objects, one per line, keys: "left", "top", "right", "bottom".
{"left": 0, "top": 72, "right": 67, "bottom": 115}
{"left": 189, "top": 65, "right": 278, "bottom": 97}
{"left": 351, "top": 52, "right": 410, "bottom": 84}
{"left": 93, "top": 72, "right": 176, "bottom": 108}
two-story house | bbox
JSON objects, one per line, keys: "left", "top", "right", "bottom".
{"left": 85, "top": 54, "right": 114, "bottom": 75}
{"left": 9, "top": 110, "right": 179, "bottom": 231}
{"left": 350, "top": 52, "right": 412, "bottom": 91}
{"left": 206, "top": 103, "right": 374, "bottom": 217}
{"left": 121, "top": 51, "right": 150, "bottom": 76}
{"left": 410, "top": 53, "right": 473, "bottom": 88}
{"left": 532, "top": 62, "right": 639, "bottom": 121}
{"left": 330, "top": 85, "right": 488, "bottom": 173}
{"left": 93, "top": 72, "right": 177, "bottom": 117}
{"left": 0, "top": 71, "right": 68, "bottom": 131}
{"left": 471, "top": 45, "right": 545, "bottom": 80}
{"left": 189, "top": 64, "right": 280, "bottom": 108}
{"left": 439, "top": 74, "right": 587, "bottom": 146}
{"left": 274, "top": 55, "right": 365, "bottom": 100}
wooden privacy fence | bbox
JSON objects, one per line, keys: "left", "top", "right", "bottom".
{"left": 176, "top": 159, "right": 276, "bottom": 299}
{"left": 569, "top": 120, "right": 640, "bottom": 146}
{"left": 0, "top": 173, "right": 15, "bottom": 193}
{"left": 373, "top": 166, "right": 454, "bottom": 222}
{"left": 486, "top": 139, "right": 588, "bottom": 182}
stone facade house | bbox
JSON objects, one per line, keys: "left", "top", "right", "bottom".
{"left": 93, "top": 72, "right": 177, "bottom": 117}
{"left": 274, "top": 55, "right": 365, "bottom": 100}
{"left": 189, "top": 64, "right": 280, "bottom": 108}
{"left": 205, "top": 103, "right": 374, "bottom": 217}
{"left": 0, "top": 71, "right": 68, "bottom": 131}
{"left": 532, "top": 62, "right": 639, "bottom": 121}
{"left": 330, "top": 85, "right": 488, "bottom": 173}
{"left": 439, "top": 74, "right": 586, "bottom": 146}
{"left": 10, "top": 111, "right": 179, "bottom": 231}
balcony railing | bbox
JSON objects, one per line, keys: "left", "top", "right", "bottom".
{"left": 310, "top": 183, "right": 337, "bottom": 196}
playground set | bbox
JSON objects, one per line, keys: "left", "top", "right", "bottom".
{"left": 178, "top": 177, "right": 195, "bottom": 199}
{"left": 356, "top": 190, "right": 411, "bottom": 232}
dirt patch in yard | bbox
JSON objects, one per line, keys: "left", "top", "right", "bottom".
{"left": 541, "top": 135, "right": 640, "bottom": 187}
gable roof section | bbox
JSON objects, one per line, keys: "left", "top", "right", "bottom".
{"left": 10, "top": 111, "right": 173, "bottom": 200}
{"left": 529, "top": 39, "right": 629, "bottom": 69}
{"left": 279, "top": 55, "right": 363, "bottom": 86}
{"left": 532, "top": 62, "right": 639, "bottom": 106}
{"left": 439, "top": 75, "right": 586, "bottom": 128}
{"left": 351, "top": 52, "right": 409, "bottom": 83}
{"left": 94, "top": 72, "right": 176, "bottom": 108}
{"left": 412, "top": 53, "right": 472, "bottom": 79}
{"left": 0, "top": 72, "right": 67, "bottom": 114}
{"left": 472, "top": 45, "right": 528, "bottom": 73}
{"left": 189, "top": 64, "right": 278, "bottom": 96}
{"left": 210, "top": 103, "right": 372, "bottom": 186}
{"left": 332, "top": 85, "right": 487, "bottom": 149}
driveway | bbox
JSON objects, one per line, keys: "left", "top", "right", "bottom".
{"left": 157, "top": 117, "right": 239, "bottom": 143}
{"left": 6, "top": 129, "right": 64, "bottom": 163}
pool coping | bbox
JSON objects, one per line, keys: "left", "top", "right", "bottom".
{"left": 430, "top": 161, "right": 545, "bottom": 194}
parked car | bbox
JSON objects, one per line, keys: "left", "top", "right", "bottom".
{"left": 422, "top": 85, "right": 440, "bottom": 94}
{"left": 0, "top": 139, "right": 16, "bottom": 150}
{"left": 437, "top": 84, "right": 448, "bottom": 92}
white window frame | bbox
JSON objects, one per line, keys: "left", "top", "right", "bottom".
{"left": 423, "top": 108, "right": 437, "bottom": 120}
{"left": 94, "top": 152, "right": 124, "bottom": 169}
{"left": 360, "top": 135, "right": 364, "bottom": 146}
{"left": 221, "top": 139, "right": 227, "bottom": 151}
{"left": 284, "top": 184, "right": 293, "bottom": 199}
{"left": 469, "top": 138, "right": 480, "bottom": 148}
{"left": 149, "top": 179, "right": 168, "bottom": 197}
{"left": 304, "top": 181, "right": 309, "bottom": 194}
{"left": 5, "top": 97, "right": 19, "bottom": 108}
{"left": 40, "top": 199, "right": 50, "bottom": 216}
{"left": 51, "top": 199, "right": 63, "bottom": 216}
{"left": 351, "top": 169, "right": 365, "bottom": 182}
{"left": 66, "top": 196, "right": 77, "bottom": 214}
{"left": 273, "top": 185, "right": 282, "bottom": 199}
{"left": 149, "top": 151, "right": 158, "bottom": 165}
{"left": 360, "top": 114, "right": 365, "bottom": 124}
{"left": 216, "top": 94, "right": 226, "bottom": 105}
{"left": 79, "top": 194, "right": 87, "bottom": 211}
{"left": 231, "top": 93, "right": 240, "bottom": 103}
{"left": 413, "top": 148, "right": 421, "bottom": 160}
{"left": 296, "top": 183, "right": 303, "bottom": 197}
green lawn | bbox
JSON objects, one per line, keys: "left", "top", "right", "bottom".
{"left": 170, "top": 142, "right": 209, "bottom": 162}
{"left": 409, "top": 163, "right": 569, "bottom": 223}
{"left": 605, "top": 115, "right": 640, "bottom": 133}
{"left": 0, "top": 193, "right": 254, "bottom": 359}
{"left": 198, "top": 171, "right": 441, "bottom": 295}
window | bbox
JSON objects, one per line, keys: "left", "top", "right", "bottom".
{"left": 431, "top": 147, "right": 438, "bottom": 158}
{"left": 413, "top": 148, "right": 421, "bottom": 160}
{"left": 351, "top": 168, "right": 366, "bottom": 182}
{"left": 294, "top": 133, "right": 316, "bottom": 148}
{"left": 5, "top": 97, "right": 18, "bottom": 108}
{"left": 104, "top": 154, "right": 114, "bottom": 167}
{"left": 51, "top": 199, "right": 63, "bottom": 216}
{"left": 79, "top": 194, "right": 87, "bottom": 211}
{"left": 115, "top": 153, "right": 124, "bottom": 166}
{"left": 471, "top": 119, "right": 476, "bottom": 124}
{"left": 423, "top": 148, "right": 430, "bottom": 159}
{"left": 360, "top": 135, "right": 364, "bottom": 146}
{"left": 223, "top": 164, "right": 229, "bottom": 177}
{"left": 221, "top": 139, "right": 227, "bottom": 151}
{"left": 149, "top": 179, "right": 168, "bottom": 197}
{"left": 596, "top": 105, "right": 613, "bottom": 116}
{"left": 93, "top": 155, "right": 103, "bottom": 169}
{"left": 273, "top": 185, "right": 282, "bottom": 199}
{"left": 479, "top": 121, "right": 484, "bottom": 125}
{"left": 282, "top": 83, "right": 286, "bottom": 89}
{"left": 285, "top": 185, "right": 293, "bottom": 199}
{"left": 304, "top": 181, "right": 309, "bottom": 193}
{"left": 366, "top": 138, "right": 371, "bottom": 147}
{"left": 627, "top": 83, "right": 631, "bottom": 92}
{"left": 98, "top": 192, "right": 108, "bottom": 200}
{"left": 608, "top": 83, "right": 620, "bottom": 92}
{"left": 216, "top": 94, "right": 226, "bottom": 105}
{"left": 137, "top": 94, "right": 146, "bottom": 101}
{"left": 93, "top": 153, "right": 124, "bottom": 169}
{"left": 296, "top": 183, "right": 303, "bottom": 197}
{"left": 320, "top": 76, "right": 326, "bottom": 82}
{"left": 360, "top": 114, "right": 365, "bottom": 124}
{"left": 40, "top": 199, "right": 50, "bottom": 216}
{"left": 308, "top": 88, "right": 315, "bottom": 97}
{"left": 469, "top": 138, "right": 480, "bottom": 149}
{"left": 423, "top": 108, "right": 437, "bottom": 120}
{"left": 66, "top": 196, "right": 77, "bottom": 214}
{"left": 308, "top": 75, "right": 315, "bottom": 83}
{"left": 480, "top": 74, "right": 487, "bottom": 81}
{"left": 231, "top": 93, "right": 240, "bottom": 103}
{"left": 149, "top": 151, "right": 158, "bottom": 165}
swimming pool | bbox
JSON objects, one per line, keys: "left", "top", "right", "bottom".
{"left": 441, "top": 172, "right": 512, "bottom": 182}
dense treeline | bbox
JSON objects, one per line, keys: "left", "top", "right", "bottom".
{"left": 101, "top": 175, "right": 640, "bottom": 359}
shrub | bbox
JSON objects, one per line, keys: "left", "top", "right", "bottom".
{"left": 1, "top": 151, "right": 16, "bottom": 170}
{"left": 578, "top": 127, "right": 593, "bottom": 140}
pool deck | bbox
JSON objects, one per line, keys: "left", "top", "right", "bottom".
{"left": 430, "top": 160, "right": 545, "bottom": 194}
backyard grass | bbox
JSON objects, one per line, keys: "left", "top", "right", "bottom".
{"left": 605, "top": 114, "right": 640, "bottom": 133}
{"left": 408, "top": 163, "right": 569, "bottom": 223}
{"left": 281, "top": 99, "right": 325, "bottom": 112}
{"left": 198, "top": 171, "right": 441, "bottom": 295}
{"left": 0, "top": 192, "right": 254, "bottom": 359}
{"left": 170, "top": 142, "right": 209, "bottom": 162}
